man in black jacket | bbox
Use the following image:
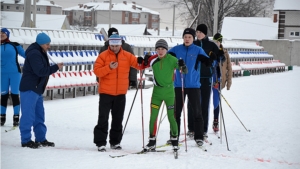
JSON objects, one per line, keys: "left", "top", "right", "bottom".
{"left": 187, "top": 24, "right": 224, "bottom": 140}
{"left": 97, "top": 27, "right": 137, "bottom": 88}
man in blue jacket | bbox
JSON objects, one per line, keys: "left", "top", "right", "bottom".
{"left": 1, "top": 28, "right": 25, "bottom": 126}
{"left": 167, "top": 28, "right": 216, "bottom": 147}
{"left": 19, "top": 33, "right": 63, "bottom": 149}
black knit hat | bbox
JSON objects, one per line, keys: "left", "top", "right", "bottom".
{"left": 213, "top": 33, "right": 223, "bottom": 43}
{"left": 155, "top": 39, "right": 168, "bottom": 50}
{"left": 196, "top": 24, "right": 207, "bottom": 35}
{"left": 108, "top": 27, "right": 119, "bottom": 37}
{"left": 182, "top": 28, "right": 195, "bottom": 39}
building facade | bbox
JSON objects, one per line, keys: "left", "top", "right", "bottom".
{"left": 62, "top": 1, "right": 160, "bottom": 30}
{"left": 1, "top": 0, "right": 62, "bottom": 14}
{"left": 273, "top": 0, "right": 300, "bottom": 39}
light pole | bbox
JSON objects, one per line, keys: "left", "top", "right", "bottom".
{"left": 213, "top": 0, "right": 219, "bottom": 34}
{"left": 172, "top": 4, "right": 175, "bottom": 36}
{"left": 109, "top": 0, "right": 112, "bottom": 29}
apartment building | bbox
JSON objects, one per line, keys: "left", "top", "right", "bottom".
{"left": 273, "top": 0, "right": 300, "bottom": 39}
{"left": 62, "top": 1, "right": 160, "bottom": 29}
{"left": 1, "top": 0, "right": 62, "bottom": 14}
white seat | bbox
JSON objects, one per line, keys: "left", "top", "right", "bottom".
{"left": 46, "top": 30, "right": 60, "bottom": 45}
{"left": 14, "top": 29, "right": 31, "bottom": 44}
{"left": 7, "top": 28, "right": 24, "bottom": 44}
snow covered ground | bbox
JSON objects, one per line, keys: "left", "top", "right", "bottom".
{"left": 1, "top": 67, "right": 300, "bottom": 169}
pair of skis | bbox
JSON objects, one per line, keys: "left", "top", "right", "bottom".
{"left": 109, "top": 149, "right": 168, "bottom": 158}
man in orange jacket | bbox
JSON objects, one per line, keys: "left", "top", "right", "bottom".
{"left": 93, "top": 34, "right": 140, "bottom": 152}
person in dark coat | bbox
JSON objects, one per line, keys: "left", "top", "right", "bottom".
{"left": 1, "top": 28, "right": 26, "bottom": 126}
{"left": 97, "top": 27, "right": 137, "bottom": 88}
{"left": 19, "top": 32, "right": 63, "bottom": 149}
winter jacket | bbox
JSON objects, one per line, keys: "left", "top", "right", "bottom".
{"left": 194, "top": 36, "right": 220, "bottom": 78}
{"left": 140, "top": 54, "right": 182, "bottom": 87}
{"left": 220, "top": 49, "right": 232, "bottom": 90}
{"left": 168, "top": 44, "right": 209, "bottom": 88}
{"left": 19, "top": 43, "right": 59, "bottom": 94}
{"left": 94, "top": 47, "right": 139, "bottom": 95}
{"left": 1, "top": 41, "right": 25, "bottom": 73}
{"left": 99, "top": 40, "right": 137, "bottom": 82}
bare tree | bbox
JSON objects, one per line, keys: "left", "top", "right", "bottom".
{"left": 159, "top": 0, "right": 275, "bottom": 36}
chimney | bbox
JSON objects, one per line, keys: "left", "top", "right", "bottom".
{"left": 78, "top": 4, "right": 83, "bottom": 8}
{"left": 132, "top": 5, "right": 136, "bottom": 10}
{"left": 84, "top": 5, "right": 87, "bottom": 8}
{"left": 132, "top": 1, "right": 136, "bottom": 4}
{"left": 14, "top": 0, "right": 21, "bottom": 3}
{"left": 50, "top": 1, "right": 54, "bottom": 5}
{"left": 273, "top": 14, "right": 278, "bottom": 23}
{"left": 123, "top": 1, "right": 127, "bottom": 5}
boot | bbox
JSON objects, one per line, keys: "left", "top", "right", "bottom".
{"left": 36, "top": 140, "right": 55, "bottom": 147}
{"left": 1, "top": 114, "right": 6, "bottom": 126}
{"left": 213, "top": 118, "right": 219, "bottom": 132}
{"left": 13, "top": 115, "right": 19, "bottom": 127}
{"left": 187, "top": 131, "right": 194, "bottom": 138}
{"left": 145, "top": 136, "right": 156, "bottom": 151}
{"left": 171, "top": 136, "right": 179, "bottom": 150}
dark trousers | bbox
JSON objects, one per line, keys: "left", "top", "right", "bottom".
{"left": 175, "top": 88, "right": 203, "bottom": 140}
{"left": 93, "top": 94, "right": 126, "bottom": 146}
{"left": 188, "top": 78, "right": 211, "bottom": 133}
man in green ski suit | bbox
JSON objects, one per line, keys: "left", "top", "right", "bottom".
{"left": 137, "top": 39, "right": 187, "bottom": 151}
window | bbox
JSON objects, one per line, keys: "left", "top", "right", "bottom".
{"left": 290, "top": 31, "right": 300, "bottom": 37}
{"left": 1, "top": 5, "right": 3, "bottom": 10}
{"left": 125, "top": 12, "right": 128, "bottom": 17}
{"left": 7, "top": 6, "right": 10, "bottom": 9}
{"left": 16, "top": 6, "right": 19, "bottom": 10}
{"left": 132, "top": 13, "right": 139, "bottom": 19}
{"left": 145, "top": 15, "right": 147, "bottom": 18}
{"left": 37, "top": 7, "right": 40, "bottom": 11}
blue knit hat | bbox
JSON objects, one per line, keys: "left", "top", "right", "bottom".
{"left": 109, "top": 34, "right": 122, "bottom": 45}
{"left": 36, "top": 32, "right": 51, "bottom": 45}
{"left": 1, "top": 28, "right": 10, "bottom": 39}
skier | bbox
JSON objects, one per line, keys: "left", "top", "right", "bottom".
{"left": 1, "top": 28, "right": 25, "bottom": 126}
{"left": 187, "top": 24, "right": 224, "bottom": 139}
{"left": 137, "top": 39, "right": 187, "bottom": 151}
{"left": 167, "top": 28, "right": 216, "bottom": 147}
{"left": 212, "top": 33, "right": 232, "bottom": 132}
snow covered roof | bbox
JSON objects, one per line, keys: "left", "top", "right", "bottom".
{"left": 95, "top": 24, "right": 147, "bottom": 36}
{"left": 221, "top": 17, "right": 278, "bottom": 41}
{"left": 63, "top": 2, "right": 159, "bottom": 15}
{"left": 273, "top": 0, "right": 300, "bottom": 11}
{"left": 1, "top": 11, "right": 70, "bottom": 29}
{"left": 1, "top": 0, "right": 61, "bottom": 7}
{"left": 147, "top": 29, "right": 183, "bottom": 37}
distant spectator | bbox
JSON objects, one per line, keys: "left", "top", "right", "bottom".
{"left": 1, "top": 28, "right": 25, "bottom": 126}
{"left": 19, "top": 32, "right": 63, "bottom": 149}
{"left": 97, "top": 27, "right": 138, "bottom": 88}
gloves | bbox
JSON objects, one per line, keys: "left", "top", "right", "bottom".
{"left": 213, "top": 81, "right": 219, "bottom": 89}
{"left": 209, "top": 51, "right": 217, "bottom": 60}
{"left": 144, "top": 54, "right": 151, "bottom": 66}
{"left": 137, "top": 57, "right": 144, "bottom": 64}
{"left": 178, "top": 59, "right": 185, "bottom": 67}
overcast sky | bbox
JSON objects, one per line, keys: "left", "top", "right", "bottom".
{"left": 57, "top": 0, "right": 187, "bottom": 30}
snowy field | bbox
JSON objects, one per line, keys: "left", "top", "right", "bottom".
{"left": 1, "top": 67, "right": 300, "bottom": 169}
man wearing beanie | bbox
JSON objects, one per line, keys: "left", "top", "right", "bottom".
{"left": 187, "top": 24, "right": 225, "bottom": 141}
{"left": 98, "top": 27, "right": 137, "bottom": 89}
{"left": 165, "top": 28, "right": 216, "bottom": 148}
{"left": 19, "top": 32, "right": 63, "bottom": 149}
{"left": 93, "top": 34, "right": 141, "bottom": 152}
{"left": 211, "top": 33, "right": 232, "bottom": 132}
{"left": 1, "top": 28, "right": 26, "bottom": 127}
{"left": 135, "top": 39, "right": 187, "bottom": 152}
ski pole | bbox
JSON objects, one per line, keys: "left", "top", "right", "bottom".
{"left": 139, "top": 69, "right": 145, "bottom": 149}
{"left": 218, "top": 91, "right": 251, "bottom": 132}
{"left": 156, "top": 102, "right": 165, "bottom": 139}
{"left": 213, "top": 64, "right": 230, "bottom": 151}
{"left": 122, "top": 70, "right": 145, "bottom": 136}
{"left": 180, "top": 70, "right": 188, "bottom": 152}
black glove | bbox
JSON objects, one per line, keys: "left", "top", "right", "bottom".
{"left": 178, "top": 59, "right": 185, "bottom": 67}
{"left": 209, "top": 51, "right": 217, "bottom": 60}
{"left": 144, "top": 54, "right": 151, "bottom": 66}
{"left": 137, "top": 57, "right": 144, "bottom": 64}
{"left": 218, "top": 49, "right": 224, "bottom": 56}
